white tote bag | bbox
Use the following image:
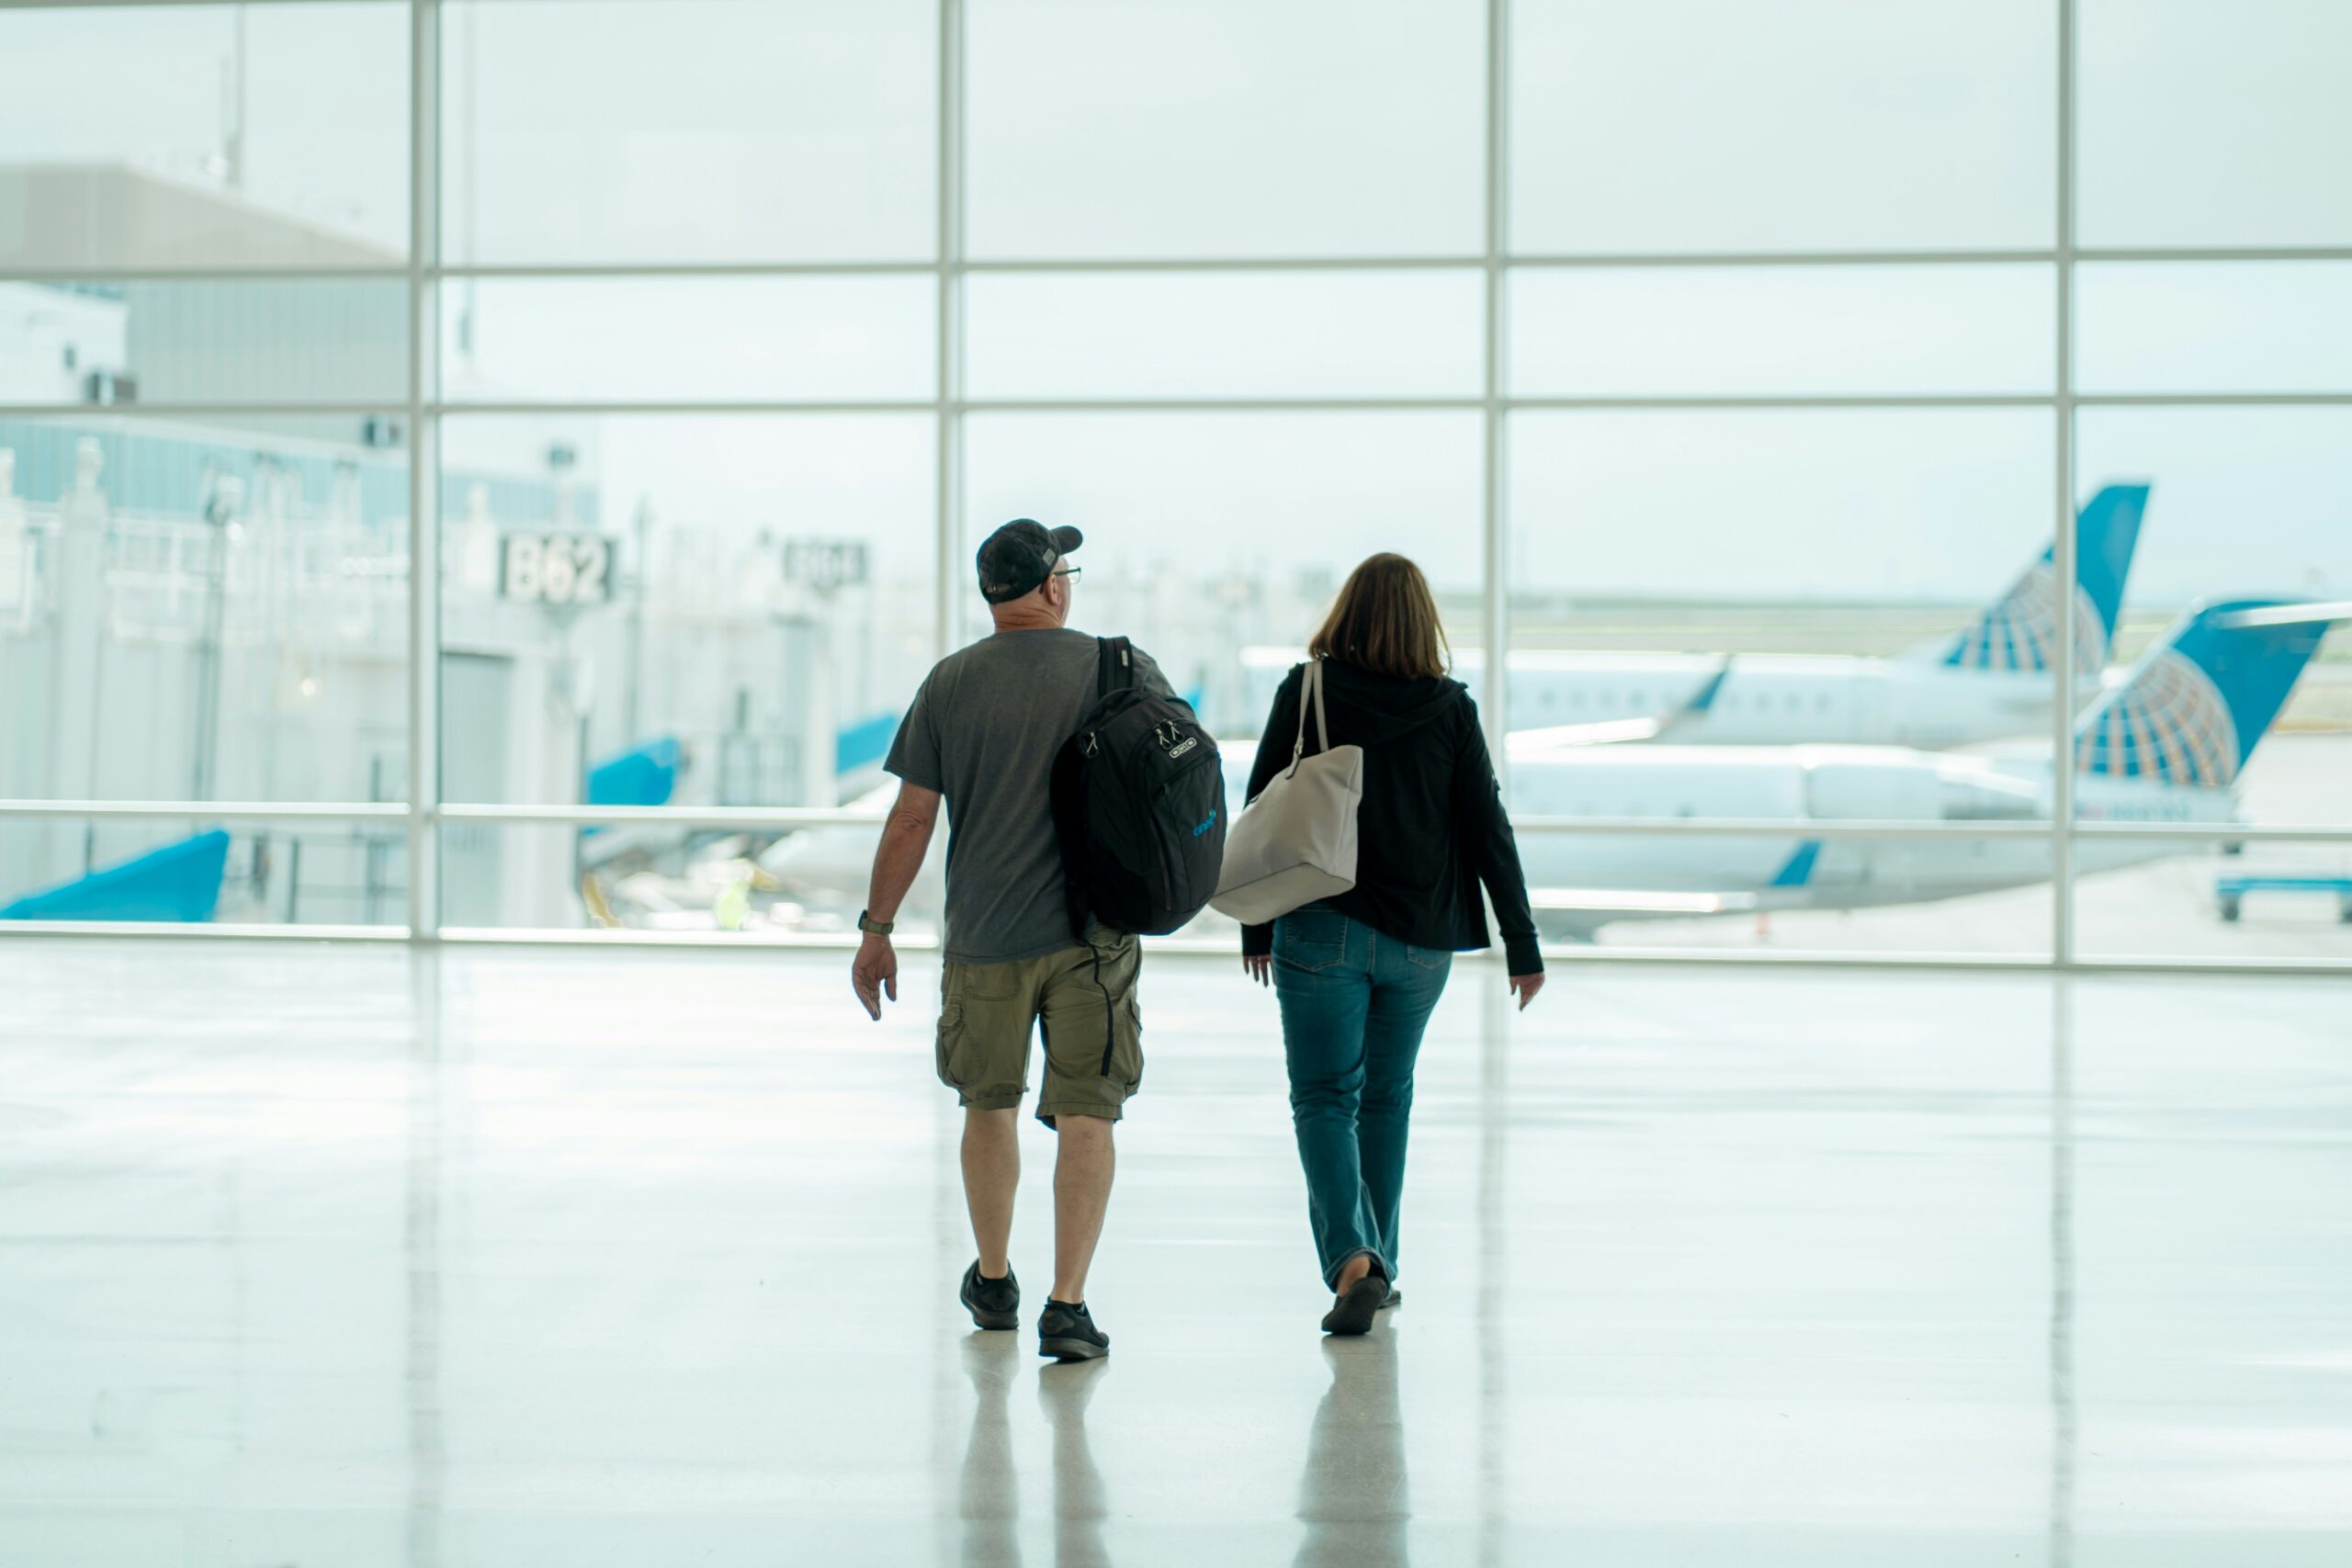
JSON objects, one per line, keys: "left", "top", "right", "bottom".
{"left": 1210, "top": 658, "right": 1363, "bottom": 924}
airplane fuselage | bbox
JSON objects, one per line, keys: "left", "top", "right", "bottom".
{"left": 1244, "top": 649, "right": 2071, "bottom": 750}
{"left": 769, "top": 741, "right": 2233, "bottom": 938}
{"left": 1503, "top": 741, "right": 2235, "bottom": 925}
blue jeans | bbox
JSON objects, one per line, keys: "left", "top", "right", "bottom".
{"left": 1272, "top": 903, "right": 1453, "bottom": 1290}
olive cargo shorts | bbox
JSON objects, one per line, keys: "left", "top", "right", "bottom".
{"left": 936, "top": 931, "right": 1143, "bottom": 1123}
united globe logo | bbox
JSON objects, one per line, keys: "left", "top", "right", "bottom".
{"left": 2076, "top": 648, "right": 2240, "bottom": 786}
{"left": 1944, "top": 561, "right": 2108, "bottom": 677}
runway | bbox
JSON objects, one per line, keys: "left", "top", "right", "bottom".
{"left": 2, "top": 942, "right": 2346, "bottom": 1564}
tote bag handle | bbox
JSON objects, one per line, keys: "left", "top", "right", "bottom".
{"left": 1286, "top": 658, "right": 1331, "bottom": 778}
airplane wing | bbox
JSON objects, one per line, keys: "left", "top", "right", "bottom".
{"left": 2213, "top": 601, "right": 2352, "bottom": 629}
{"left": 1506, "top": 660, "right": 1732, "bottom": 754}
{"left": 1525, "top": 840, "right": 1822, "bottom": 941}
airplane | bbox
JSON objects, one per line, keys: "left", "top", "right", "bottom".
{"left": 1240, "top": 482, "right": 2152, "bottom": 750}
{"left": 754, "top": 596, "right": 2339, "bottom": 942}
{"left": 749, "top": 491, "right": 2143, "bottom": 870}
{"left": 1501, "top": 597, "right": 2346, "bottom": 939}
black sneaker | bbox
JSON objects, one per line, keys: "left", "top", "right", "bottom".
{"left": 1037, "top": 1299, "right": 1109, "bottom": 1362}
{"left": 960, "top": 1260, "right": 1020, "bottom": 1331}
{"left": 1321, "top": 1272, "right": 1388, "bottom": 1337}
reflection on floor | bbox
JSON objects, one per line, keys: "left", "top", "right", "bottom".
{"left": 1, "top": 942, "right": 2347, "bottom": 1565}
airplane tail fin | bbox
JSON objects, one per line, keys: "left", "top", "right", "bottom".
{"left": 1769, "top": 840, "right": 1822, "bottom": 889}
{"left": 2075, "top": 597, "right": 2346, "bottom": 784}
{"left": 1940, "top": 482, "right": 2150, "bottom": 676}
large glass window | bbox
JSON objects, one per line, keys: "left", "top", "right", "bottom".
{"left": 3, "top": 0, "right": 2343, "bottom": 968}
{"left": 1503, "top": 408, "right": 2059, "bottom": 955}
{"left": 962, "top": 410, "right": 1483, "bottom": 945}
{"left": 441, "top": 0, "right": 936, "bottom": 265}
{"left": 967, "top": 0, "right": 1484, "bottom": 259}
{"left": 438, "top": 276, "right": 937, "bottom": 405}
{"left": 965, "top": 271, "right": 1485, "bottom": 401}
{"left": 0, "top": 415, "right": 412, "bottom": 807}
{"left": 2071, "top": 407, "right": 2352, "bottom": 962}
{"left": 965, "top": 412, "right": 1486, "bottom": 741}
{"left": 1510, "top": 265, "right": 2055, "bottom": 397}
{"left": 434, "top": 413, "right": 933, "bottom": 932}
{"left": 1509, "top": 408, "right": 2053, "bottom": 607}
{"left": 0, "top": 278, "right": 409, "bottom": 407}
{"left": 437, "top": 413, "right": 934, "bottom": 801}
{"left": 0, "top": 812, "right": 404, "bottom": 929}
{"left": 2078, "top": 0, "right": 2352, "bottom": 248}
{"left": 2075, "top": 409, "right": 2352, "bottom": 633}
{"left": 2077, "top": 264, "right": 2352, "bottom": 396}
{"left": 1511, "top": 0, "right": 2056, "bottom": 254}
{"left": 0, "top": 4, "right": 418, "bottom": 930}
{"left": 0, "top": 3, "right": 411, "bottom": 270}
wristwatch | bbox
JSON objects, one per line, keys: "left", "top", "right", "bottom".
{"left": 857, "top": 910, "right": 895, "bottom": 936}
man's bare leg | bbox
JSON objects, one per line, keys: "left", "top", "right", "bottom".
{"left": 1049, "top": 1112, "right": 1115, "bottom": 1302}
{"left": 963, "top": 1107, "right": 1020, "bottom": 1277}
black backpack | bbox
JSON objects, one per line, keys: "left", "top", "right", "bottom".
{"left": 1051, "top": 637, "right": 1227, "bottom": 944}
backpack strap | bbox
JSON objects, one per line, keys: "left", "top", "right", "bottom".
{"left": 1096, "top": 636, "right": 1133, "bottom": 697}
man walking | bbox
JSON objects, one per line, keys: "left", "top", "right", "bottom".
{"left": 851, "top": 519, "right": 1180, "bottom": 1362}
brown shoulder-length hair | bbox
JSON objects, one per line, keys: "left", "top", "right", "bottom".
{"left": 1308, "top": 553, "right": 1453, "bottom": 681}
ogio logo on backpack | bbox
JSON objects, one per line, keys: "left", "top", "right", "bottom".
{"left": 1193, "top": 808, "right": 1218, "bottom": 838}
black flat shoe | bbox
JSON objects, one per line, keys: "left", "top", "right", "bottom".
{"left": 1321, "top": 1272, "right": 1388, "bottom": 1336}
{"left": 960, "top": 1260, "right": 1020, "bottom": 1331}
{"left": 1037, "top": 1299, "right": 1110, "bottom": 1361}
{"left": 1380, "top": 1284, "right": 1403, "bottom": 1311}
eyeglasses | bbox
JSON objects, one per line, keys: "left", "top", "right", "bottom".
{"left": 1051, "top": 566, "right": 1082, "bottom": 582}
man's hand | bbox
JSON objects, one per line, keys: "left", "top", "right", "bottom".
{"left": 1243, "top": 953, "right": 1272, "bottom": 987}
{"left": 1509, "top": 972, "right": 1545, "bottom": 1011}
{"left": 853, "top": 932, "right": 899, "bottom": 1021}
{"left": 851, "top": 782, "right": 937, "bottom": 1021}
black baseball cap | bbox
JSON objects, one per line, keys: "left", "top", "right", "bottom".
{"left": 976, "top": 518, "right": 1084, "bottom": 604}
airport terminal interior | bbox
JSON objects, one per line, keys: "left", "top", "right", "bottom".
{"left": 1, "top": 2, "right": 2346, "bottom": 1563}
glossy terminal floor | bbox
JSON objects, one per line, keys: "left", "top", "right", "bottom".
{"left": 2, "top": 942, "right": 2346, "bottom": 1567}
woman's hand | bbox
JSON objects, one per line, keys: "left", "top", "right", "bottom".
{"left": 1243, "top": 954, "right": 1272, "bottom": 987}
{"left": 1509, "top": 972, "right": 1544, "bottom": 1011}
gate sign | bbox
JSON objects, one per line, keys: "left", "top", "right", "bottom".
{"left": 502, "top": 533, "right": 612, "bottom": 607}
{"left": 782, "top": 539, "right": 869, "bottom": 592}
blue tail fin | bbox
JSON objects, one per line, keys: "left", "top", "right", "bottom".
{"left": 1942, "top": 483, "right": 2150, "bottom": 676}
{"left": 2072, "top": 483, "right": 2151, "bottom": 655}
{"left": 586, "top": 736, "right": 683, "bottom": 807}
{"left": 833, "top": 712, "right": 899, "bottom": 778}
{"left": 0, "top": 829, "right": 231, "bottom": 922}
{"left": 2075, "top": 597, "right": 2342, "bottom": 784}
{"left": 1769, "top": 840, "right": 1822, "bottom": 889}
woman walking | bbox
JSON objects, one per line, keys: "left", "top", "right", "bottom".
{"left": 1242, "top": 553, "right": 1546, "bottom": 1335}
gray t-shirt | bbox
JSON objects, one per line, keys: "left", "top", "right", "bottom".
{"left": 886, "top": 628, "right": 1178, "bottom": 964}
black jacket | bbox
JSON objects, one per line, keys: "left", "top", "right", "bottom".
{"left": 1239, "top": 660, "right": 1544, "bottom": 976}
